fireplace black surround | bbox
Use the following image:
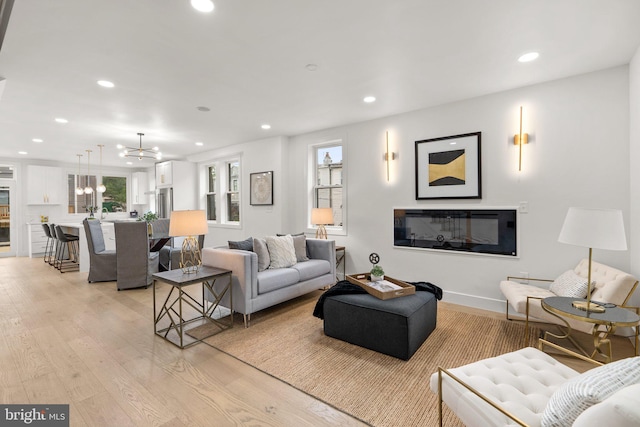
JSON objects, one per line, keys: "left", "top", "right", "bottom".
{"left": 394, "top": 208, "right": 517, "bottom": 256}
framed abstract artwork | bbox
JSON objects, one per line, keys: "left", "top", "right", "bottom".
{"left": 250, "top": 171, "right": 274, "bottom": 205}
{"left": 415, "top": 132, "right": 481, "bottom": 200}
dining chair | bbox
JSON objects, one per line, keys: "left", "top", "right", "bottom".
{"left": 83, "top": 219, "right": 117, "bottom": 282}
{"left": 114, "top": 221, "right": 159, "bottom": 290}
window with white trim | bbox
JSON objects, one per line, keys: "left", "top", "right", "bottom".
{"left": 204, "top": 158, "right": 241, "bottom": 225}
{"left": 312, "top": 142, "right": 344, "bottom": 231}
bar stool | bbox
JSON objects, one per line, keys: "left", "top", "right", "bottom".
{"left": 54, "top": 225, "right": 80, "bottom": 272}
{"left": 41, "top": 223, "right": 55, "bottom": 264}
{"left": 48, "top": 223, "right": 59, "bottom": 266}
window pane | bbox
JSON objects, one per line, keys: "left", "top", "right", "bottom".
{"left": 227, "top": 193, "right": 239, "bottom": 222}
{"left": 102, "top": 176, "right": 127, "bottom": 212}
{"left": 314, "top": 144, "right": 343, "bottom": 228}
{"left": 228, "top": 162, "right": 239, "bottom": 191}
{"left": 206, "top": 194, "right": 216, "bottom": 221}
{"left": 208, "top": 166, "right": 216, "bottom": 192}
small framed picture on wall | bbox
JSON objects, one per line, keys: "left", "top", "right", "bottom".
{"left": 250, "top": 171, "right": 274, "bottom": 205}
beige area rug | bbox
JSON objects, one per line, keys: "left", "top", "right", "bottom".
{"left": 197, "top": 292, "right": 539, "bottom": 427}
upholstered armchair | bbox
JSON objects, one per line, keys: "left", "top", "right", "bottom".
{"left": 114, "top": 221, "right": 159, "bottom": 290}
{"left": 83, "top": 219, "right": 117, "bottom": 283}
{"left": 500, "top": 258, "right": 638, "bottom": 341}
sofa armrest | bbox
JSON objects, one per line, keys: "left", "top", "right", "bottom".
{"left": 201, "top": 247, "right": 258, "bottom": 313}
{"left": 306, "top": 238, "right": 336, "bottom": 278}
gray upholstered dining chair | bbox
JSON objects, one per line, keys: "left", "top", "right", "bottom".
{"left": 114, "top": 221, "right": 159, "bottom": 290}
{"left": 83, "top": 219, "right": 117, "bottom": 283}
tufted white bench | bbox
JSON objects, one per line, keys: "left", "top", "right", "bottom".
{"left": 429, "top": 346, "right": 640, "bottom": 427}
{"left": 500, "top": 259, "right": 638, "bottom": 341}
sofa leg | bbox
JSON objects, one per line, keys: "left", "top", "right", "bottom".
{"left": 243, "top": 313, "right": 250, "bottom": 328}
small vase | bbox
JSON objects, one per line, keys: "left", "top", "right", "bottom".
{"left": 370, "top": 274, "right": 384, "bottom": 282}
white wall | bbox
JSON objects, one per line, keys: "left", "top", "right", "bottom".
{"left": 286, "top": 66, "right": 631, "bottom": 312}
{"left": 630, "top": 46, "right": 640, "bottom": 308}
{"left": 189, "top": 136, "right": 288, "bottom": 247}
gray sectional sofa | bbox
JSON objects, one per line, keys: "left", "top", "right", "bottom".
{"left": 202, "top": 238, "right": 336, "bottom": 327}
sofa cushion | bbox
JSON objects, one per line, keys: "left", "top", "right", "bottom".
{"left": 228, "top": 236, "right": 253, "bottom": 251}
{"left": 542, "top": 356, "right": 640, "bottom": 427}
{"left": 257, "top": 268, "right": 300, "bottom": 294}
{"left": 266, "top": 235, "right": 297, "bottom": 268}
{"left": 573, "top": 383, "right": 640, "bottom": 427}
{"left": 292, "top": 259, "right": 330, "bottom": 281}
{"left": 549, "top": 270, "right": 589, "bottom": 298}
{"left": 253, "top": 237, "right": 270, "bottom": 271}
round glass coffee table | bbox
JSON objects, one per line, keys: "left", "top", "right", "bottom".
{"left": 540, "top": 296, "right": 640, "bottom": 363}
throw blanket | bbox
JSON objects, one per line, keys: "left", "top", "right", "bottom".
{"left": 313, "top": 280, "right": 443, "bottom": 319}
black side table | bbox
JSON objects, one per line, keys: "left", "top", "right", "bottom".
{"left": 153, "top": 266, "right": 232, "bottom": 348}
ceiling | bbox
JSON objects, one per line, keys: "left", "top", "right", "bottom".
{"left": 1, "top": 0, "right": 640, "bottom": 168}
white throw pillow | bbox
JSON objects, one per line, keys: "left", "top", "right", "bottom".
{"left": 265, "top": 235, "right": 297, "bottom": 269}
{"left": 549, "top": 270, "right": 589, "bottom": 298}
{"left": 541, "top": 356, "right": 640, "bottom": 427}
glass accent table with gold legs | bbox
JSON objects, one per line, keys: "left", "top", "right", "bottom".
{"left": 153, "top": 266, "right": 232, "bottom": 349}
{"left": 336, "top": 246, "right": 346, "bottom": 281}
{"left": 539, "top": 296, "right": 640, "bottom": 363}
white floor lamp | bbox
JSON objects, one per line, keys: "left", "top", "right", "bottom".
{"left": 558, "top": 207, "right": 627, "bottom": 312}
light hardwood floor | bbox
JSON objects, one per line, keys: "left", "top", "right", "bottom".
{"left": 1, "top": 257, "right": 636, "bottom": 426}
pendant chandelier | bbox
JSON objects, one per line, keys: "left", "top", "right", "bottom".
{"left": 97, "top": 144, "right": 106, "bottom": 193}
{"left": 118, "top": 133, "right": 162, "bottom": 161}
{"left": 84, "top": 149, "right": 93, "bottom": 194}
{"left": 75, "top": 154, "right": 84, "bottom": 195}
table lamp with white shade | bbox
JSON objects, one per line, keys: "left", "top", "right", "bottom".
{"left": 169, "top": 210, "right": 208, "bottom": 273}
{"left": 311, "top": 207, "right": 334, "bottom": 239}
{"left": 558, "top": 207, "right": 627, "bottom": 312}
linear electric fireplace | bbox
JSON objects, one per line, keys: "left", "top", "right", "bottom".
{"left": 394, "top": 208, "right": 517, "bottom": 256}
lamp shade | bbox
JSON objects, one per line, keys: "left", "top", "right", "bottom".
{"left": 311, "top": 207, "right": 334, "bottom": 225}
{"left": 169, "top": 210, "right": 208, "bottom": 237}
{"left": 558, "top": 207, "right": 627, "bottom": 250}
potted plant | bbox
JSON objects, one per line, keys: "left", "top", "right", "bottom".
{"left": 138, "top": 211, "right": 159, "bottom": 236}
{"left": 370, "top": 265, "right": 385, "bottom": 282}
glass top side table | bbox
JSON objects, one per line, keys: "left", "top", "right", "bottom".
{"left": 540, "top": 296, "right": 639, "bottom": 363}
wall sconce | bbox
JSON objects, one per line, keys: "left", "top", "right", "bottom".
{"left": 513, "top": 106, "right": 528, "bottom": 171}
{"left": 384, "top": 131, "right": 396, "bottom": 181}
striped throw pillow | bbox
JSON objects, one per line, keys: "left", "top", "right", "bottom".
{"left": 549, "top": 270, "right": 589, "bottom": 298}
{"left": 541, "top": 356, "right": 640, "bottom": 427}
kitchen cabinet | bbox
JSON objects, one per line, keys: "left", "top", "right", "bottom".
{"left": 155, "top": 162, "right": 173, "bottom": 187}
{"left": 27, "top": 165, "right": 62, "bottom": 205}
{"left": 131, "top": 171, "right": 149, "bottom": 204}
{"left": 28, "top": 223, "right": 49, "bottom": 257}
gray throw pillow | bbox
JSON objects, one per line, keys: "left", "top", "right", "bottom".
{"left": 253, "top": 237, "right": 270, "bottom": 271}
{"left": 228, "top": 236, "right": 253, "bottom": 251}
{"left": 291, "top": 235, "right": 309, "bottom": 262}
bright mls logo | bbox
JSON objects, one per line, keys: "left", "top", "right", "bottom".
{"left": 1, "top": 405, "right": 69, "bottom": 426}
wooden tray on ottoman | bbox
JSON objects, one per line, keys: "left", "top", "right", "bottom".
{"left": 346, "top": 273, "right": 415, "bottom": 300}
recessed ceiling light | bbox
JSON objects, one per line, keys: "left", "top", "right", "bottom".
{"left": 97, "top": 80, "right": 115, "bottom": 88}
{"left": 116, "top": 144, "right": 124, "bottom": 149}
{"left": 518, "top": 52, "right": 539, "bottom": 63}
{"left": 126, "top": 161, "right": 133, "bottom": 165}
{"left": 32, "top": 138, "right": 43, "bottom": 143}
{"left": 261, "top": 124, "right": 271, "bottom": 130}
{"left": 197, "top": 106, "right": 211, "bottom": 112}
{"left": 191, "top": 0, "right": 214, "bottom": 13}
{"left": 195, "top": 141, "right": 204, "bottom": 146}
{"left": 55, "top": 118, "right": 68, "bottom": 124}
{"left": 18, "top": 151, "right": 27, "bottom": 155}
{"left": 363, "top": 96, "right": 376, "bottom": 103}
{"left": 305, "top": 64, "right": 318, "bottom": 72}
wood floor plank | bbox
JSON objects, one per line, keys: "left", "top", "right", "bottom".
{"left": 75, "top": 391, "right": 136, "bottom": 427}
{"left": 30, "top": 325, "right": 104, "bottom": 402}
{"left": 67, "top": 335, "right": 176, "bottom": 426}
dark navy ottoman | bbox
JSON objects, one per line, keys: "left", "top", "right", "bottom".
{"left": 323, "top": 291, "right": 437, "bottom": 360}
